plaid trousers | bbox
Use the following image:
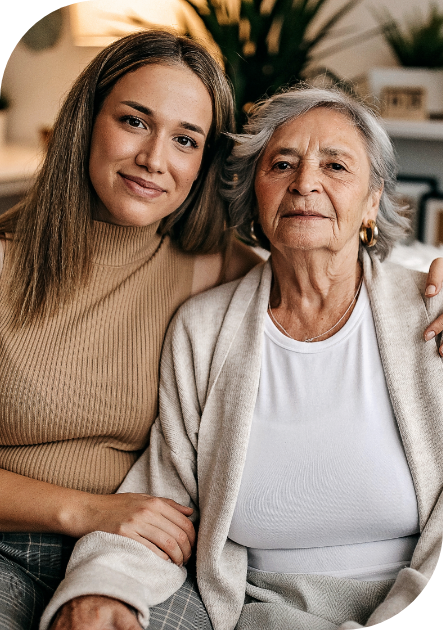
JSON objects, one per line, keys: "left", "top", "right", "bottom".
{"left": 0, "top": 533, "right": 213, "bottom": 630}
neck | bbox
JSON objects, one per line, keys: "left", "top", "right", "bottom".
{"left": 269, "top": 244, "right": 362, "bottom": 342}
{"left": 91, "top": 219, "right": 162, "bottom": 267}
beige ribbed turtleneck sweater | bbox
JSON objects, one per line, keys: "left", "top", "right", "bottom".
{"left": 0, "top": 221, "right": 194, "bottom": 493}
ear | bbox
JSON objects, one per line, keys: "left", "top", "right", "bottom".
{"left": 363, "top": 182, "right": 383, "bottom": 224}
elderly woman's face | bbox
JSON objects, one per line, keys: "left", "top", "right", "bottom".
{"left": 254, "top": 107, "right": 382, "bottom": 255}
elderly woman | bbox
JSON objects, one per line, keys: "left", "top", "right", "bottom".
{"left": 42, "top": 87, "right": 442, "bottom": 630}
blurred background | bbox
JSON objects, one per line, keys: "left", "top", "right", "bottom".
{"left": 2, "top": 0, "right": 443, "bottom": 269}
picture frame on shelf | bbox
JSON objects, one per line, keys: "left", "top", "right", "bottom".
{"left": 380, "top": 86, "right": 427, "bottom": 121}
{"left": 420, "top": 192, "right": 443, "bottom": 247}
{"left": 395, "top": 175, "right": 438, "bottom": 243}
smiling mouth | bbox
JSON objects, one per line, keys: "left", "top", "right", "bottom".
{"left": 119, "top": 173, "right": 166, "bottom": 192}
{"left": 282, "top": 210, "right": 327, "bottom": 218}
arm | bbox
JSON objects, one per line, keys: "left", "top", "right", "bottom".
{"left": 0, "top": 467, "right": 194, "bottom": 566}
{"left": 42, "top": 316, "right": 203, "bottom": 630}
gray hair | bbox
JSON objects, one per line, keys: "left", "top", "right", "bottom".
{"left": 223, "top": 85, "right": 409, "bottom": 260}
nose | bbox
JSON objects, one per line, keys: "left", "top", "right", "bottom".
{"left": 289, "top": 161, "right": 322, "bottom": 196}
{"left": 135, "top": 134, "right": 167, "bottom": 174}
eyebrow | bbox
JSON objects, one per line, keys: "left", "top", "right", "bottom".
{"left": 121, "top": 101, "right": 207, "bottom": 138}
{"left": 274, "top": 146, "right": 356, "bottom": 161}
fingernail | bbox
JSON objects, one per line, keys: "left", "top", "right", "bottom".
{"left": 426, "top": 285, "right": 436, "bottom": 296}
{"left": 425, "top": 331, "right": 436, "bottom": 341}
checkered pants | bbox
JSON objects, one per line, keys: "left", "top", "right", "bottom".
{"left": 0, "top": 533, "right": 213, "bottom": 630}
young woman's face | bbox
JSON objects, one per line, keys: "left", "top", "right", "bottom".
{"left": 89, "top": 63, "right": 213, "bottom": 227}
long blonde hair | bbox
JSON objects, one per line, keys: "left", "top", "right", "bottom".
{"left": 0, "top": 30, "right": 235, "bottom": 323}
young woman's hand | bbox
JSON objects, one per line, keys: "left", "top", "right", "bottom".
{"left": 75, "top": 493, "right": 195, "bottom": 566}
{"left": 49, "top": 596, "right": 141, "bottom": 630}
{"left": 424, "top": 258, "right": 443, "bottom": 354}
{"left": 0, "top": 470, "right": 195, "bottom": 566}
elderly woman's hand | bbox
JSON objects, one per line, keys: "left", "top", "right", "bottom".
{"left": 424, "top": 258, "right": 443, "bottom": 353}
{"left": 49, "top": 596, "right": 142, "bottom": 630}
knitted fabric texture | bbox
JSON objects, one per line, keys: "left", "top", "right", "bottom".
{"left": 0, "top": 221, "right": 194, "bottom": 493}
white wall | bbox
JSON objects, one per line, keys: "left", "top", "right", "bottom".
{"left": 1, "top": 5, "right": 100, "bottom": 146}
{"left": 2, "top": 0, "right": 443, "bottom": 146}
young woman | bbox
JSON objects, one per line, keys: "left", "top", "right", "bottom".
{"left": 0, "top": 30, "right": 258, "bottom": 630}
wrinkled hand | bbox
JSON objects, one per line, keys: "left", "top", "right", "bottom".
{"left": 424, "top": 258, "right": 443, "bottom": 354}
{"left": 49, "top": 595, "right": 141, "bottom": 630}
{"left": 78, "top": 493, "right": 195, "bottom": 566}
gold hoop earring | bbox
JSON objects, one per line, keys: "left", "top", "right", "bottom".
{"left": 359, "top": 219, "right": 378, "bottom": 247}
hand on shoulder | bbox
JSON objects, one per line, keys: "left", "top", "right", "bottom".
{"left": 424, "top": 257, "right": 443, "bottom": 353}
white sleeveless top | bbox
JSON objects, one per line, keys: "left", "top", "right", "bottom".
{"left": 228, "top": 282, "right": 420, "bottom": 581}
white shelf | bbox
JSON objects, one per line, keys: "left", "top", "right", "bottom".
{"left": 383, "top": 119, "right": 443, "bottom": 141}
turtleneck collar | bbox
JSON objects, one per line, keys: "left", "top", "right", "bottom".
{"left": 92, "top": 220, "right": 162, "bottom": 266}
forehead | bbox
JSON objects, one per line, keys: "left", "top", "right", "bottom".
{"left": 107, "top": 63, "right": 213, "bottom": 120}
{"left": 264, "top": 107, "right": 369, "bottom": 160}
{"left": 113, "top": 62, "right": 203, "bottom": 89}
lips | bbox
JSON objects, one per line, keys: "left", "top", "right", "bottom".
{"left": 119, "top": 173, "right": 165, "bottom": 192}
{"left": 282, "top": 209, "right": 326, "bottom": 218}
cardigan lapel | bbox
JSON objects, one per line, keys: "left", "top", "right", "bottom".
{"left": 196, "top": 262, "right": 272, "bottom": 627}
{"left": 363, "top": 250, "right": 443, "bottom": 528}
{"left": 205, "top": 261, "right": 270, "bottom": 398}
{"left": 198, "top": 260, "right": 272, "bottom": 538}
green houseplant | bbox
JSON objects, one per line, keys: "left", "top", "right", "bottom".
{"left": 180, "top": 0, "right": 363, "bottom": 117}
{"left": 376, "top": 3, "right": 443, "bottom": 68}
{"left": 115, "top": 0, "right": 378, "bottom": 120}
{"left": 370, "top": 3, "right": 443, "bottom": 119}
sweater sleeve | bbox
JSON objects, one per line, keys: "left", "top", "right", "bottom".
{"left": 40, "top": 316, "right": 202, "bottom": 630}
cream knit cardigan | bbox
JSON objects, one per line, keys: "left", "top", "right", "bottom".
{"left": 41, "top": 251, "right": 443, "bottom": 630}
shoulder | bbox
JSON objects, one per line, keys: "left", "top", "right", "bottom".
{"left": 221, "top": 238, "right": 266, "bottom": 284}
{"left": 172, "top": 261, "right": 268, "bottom": 339}
{"left": 366, "top": 254, "right": 443, "bottom": 324}
{"left": 364, "top": 249, "right": 427, "bottom": 295}
{"left": 369, "top": 256, "right": 429, "bottom": 300}
{"left": 378, "top": 258, "right": 426, "bottom": 289}
{"left": 191, "top": 237, "right": 266, "bottom": 296}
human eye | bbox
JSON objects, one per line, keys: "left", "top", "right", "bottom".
{"left": 272, "top": 161, "right": 292, "bottom": 172}
{"left": 174, "top": 135, "right": 198, "bottom": 149}
{"left": 121, "top": 115, "right": 146, "bottom": 129}
{"left": 325, "top": 161, "right": 348, "bottom": 173}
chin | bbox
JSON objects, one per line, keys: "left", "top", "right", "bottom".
{"left": 276, "top": 234, "right": 326, "bottom": 251}
{"left": 105, "top": 205, "right": 167, "bottom": 227}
